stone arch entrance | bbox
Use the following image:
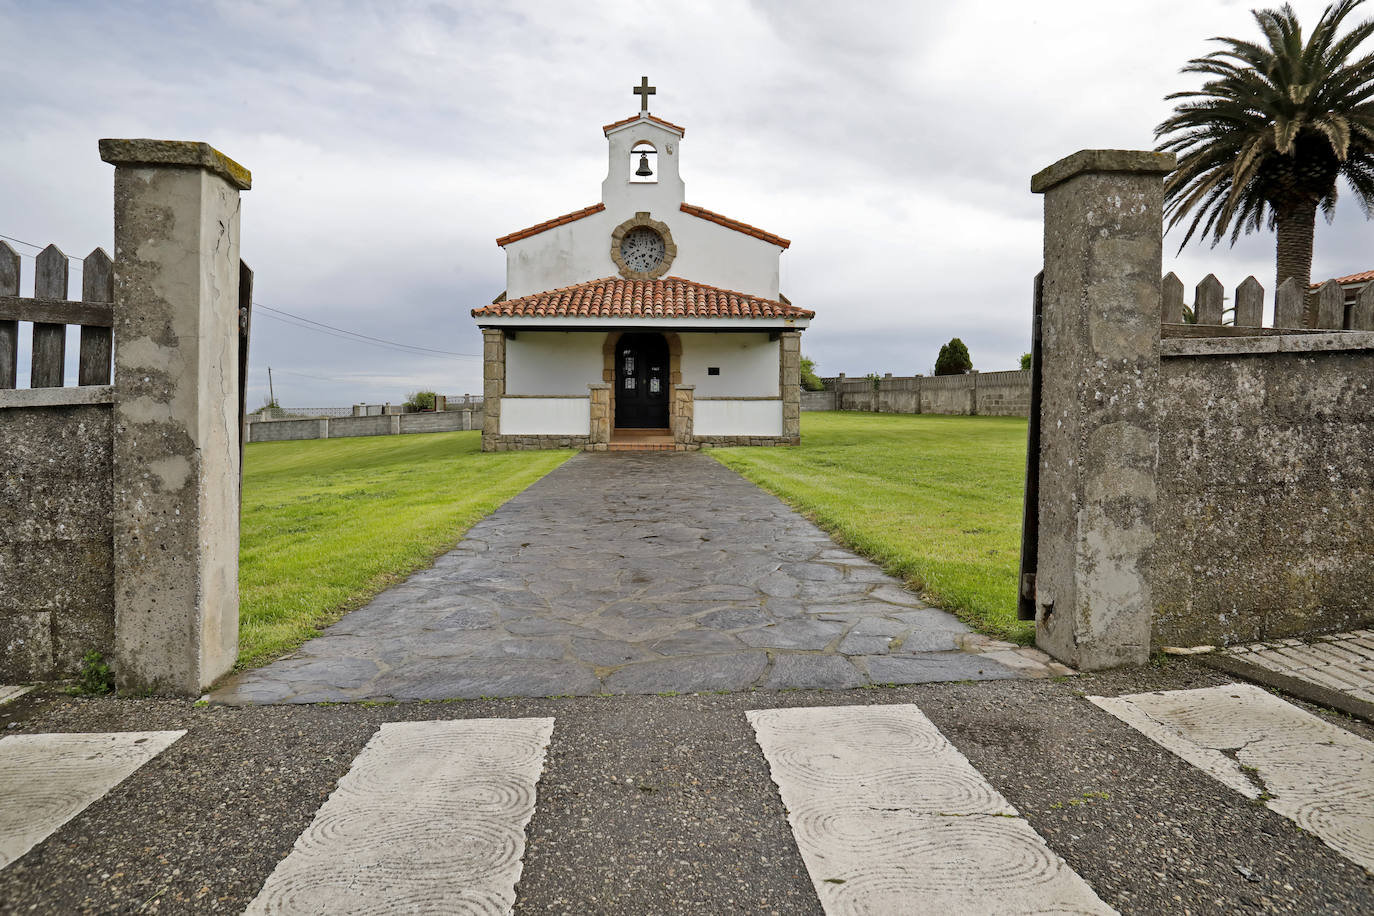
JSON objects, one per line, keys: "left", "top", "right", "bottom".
{"left": 613, "top": 332, "right": 670, "bottom": 428}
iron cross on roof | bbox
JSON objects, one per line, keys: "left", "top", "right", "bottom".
{"left": 633, "top": 76, "right": 655, "bottom": 112}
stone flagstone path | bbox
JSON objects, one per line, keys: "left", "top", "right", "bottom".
{"left": 215, "top": 452, "right": 1066, "bottom": 704}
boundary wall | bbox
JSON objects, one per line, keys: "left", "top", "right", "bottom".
{"left": 247, "top": 408, "right": 485, "bottom": 442}
{"left": 809, "top": 371, "right": 1030, "bottom": 417}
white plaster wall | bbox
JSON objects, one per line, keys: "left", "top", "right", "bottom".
{"left": 679, "top": 333, "right": 779, "bottom": 397}
{"left": 694, "top": 400, "right": 783, "bottom": 436}
{"left": 502, "top": 115, "right": 783, "bottom": 300}
{"left": 499, "top": 398, "right": 590, "bottom": 435}
{"left": 504, "top": 332, "right": 605, "bottom": 395}
{"left": 505, "top": 208, "right": 781, "bottom": 300}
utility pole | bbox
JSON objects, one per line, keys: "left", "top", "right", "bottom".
{"left": 268, "top": 366, "right": 276, "bottom": 407}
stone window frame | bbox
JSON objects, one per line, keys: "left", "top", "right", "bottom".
{"left": 610, "top": 212, "right": 677, "bottom": 281}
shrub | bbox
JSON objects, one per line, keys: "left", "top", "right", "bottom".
{"left": 1019, "top": 352, "right": 1032, "bottom": 371}
{"left": 800, "top": 355, "right": 825, "bottom": 391}
{"left": 69, "top": 650, "right": 114, "bottom": 695}
{"left": 934, "top": 338, "right": 972, "bottom": 376}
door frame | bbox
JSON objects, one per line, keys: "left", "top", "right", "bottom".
{"left": 602, "top": 330, "right": 683, "bottom": 434}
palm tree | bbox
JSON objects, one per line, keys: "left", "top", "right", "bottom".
{"left": 1156, "top": 0, "right": 1374, "bottom": 300}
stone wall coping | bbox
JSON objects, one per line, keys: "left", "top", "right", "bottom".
{"left": 1031, "top": 149, "right": 1175, "bottom": 194}
{"left": 674, "top": 384, "right": 696, "bottom": 390}
{"left": 587, "top": 383, "right": 612, "bottom": 390}
{"left": 499, "top": 393, "right": 592, "bottom": 399}
{"left": 99, "top": 139, "right": 252, "bottom": 190}
{"left": 0, "top": 385, "right": 113, "bottom": 409}
{"left": 1162, "top": 330, "right": 1374, "bottom": 358}
{"left": 694, "top": 395, "right": 782, "bottom": 401}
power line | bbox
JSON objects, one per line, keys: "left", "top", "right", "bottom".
{"left": 0, "top": 233, "right": 87, "bottom": 270}
{"left": 4, "top": 229, "right": 480, "bottom": 362}
{"left": 254, "top": 303, "right": 479, "bottom": 359}
{"left": 253, "top": 310, "right": 477, "bottom": 362}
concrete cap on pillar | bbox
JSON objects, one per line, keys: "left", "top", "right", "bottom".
{"left": 99, "top": 139, "right": 252, "bottom": 191}
{"left": 1030, "top": 149, "right": 1175, "bottom": 194}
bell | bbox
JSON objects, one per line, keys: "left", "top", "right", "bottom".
{"left": 635, "top": 152, "right": 653, "bottom": 177}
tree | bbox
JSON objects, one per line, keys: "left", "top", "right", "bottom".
{"left": 405, "top": 390, "right": 437, "bottom": 411}
{"left": 934, "top": 338, "right": 972, "bottom": 376}
{"left": 1155, "top": 0, "right": 1374, "bottom": 296}
{"left": 1019, "top": 352, "right": 1032, "bottom": 371}
{"left": 800, "top": 355, "right": 825, "bottom": 391}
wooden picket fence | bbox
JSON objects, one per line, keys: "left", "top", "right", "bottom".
{"left": 1162, "top": 272, "right": 1374, "bottom": 337}
{"left": 0, "top": 241, "right": 114, "bottom": 388}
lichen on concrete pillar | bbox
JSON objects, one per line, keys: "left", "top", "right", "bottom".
{"left": 100, "top": 139, "right": 251, "bottom": 694}
{"left": 1029, "top": 148, "right": 1174, "bottom": 670}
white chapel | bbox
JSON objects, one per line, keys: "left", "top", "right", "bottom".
{"left": 471, "top": 78, "right": 812, "bottom": 451}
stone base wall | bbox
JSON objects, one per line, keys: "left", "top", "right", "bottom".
{"left": 483, "top": 434, "right": 592, "bottom": 451}
{"left": 1150, "top": 337, "right": 1374, "bottom": 647}
{"left": 0, "top": 404, "right": 114, "bottom": 681}
{"left": 696, "top": 435, "right": 800, "bottom": 448}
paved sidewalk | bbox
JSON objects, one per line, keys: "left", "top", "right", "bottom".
{"left": 1209, "top": 629, "right": 1374, "bottom": 721}
{"left": 216, "top": 452, "right": 1065, "bottom": 704}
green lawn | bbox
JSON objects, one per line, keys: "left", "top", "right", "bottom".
{"left": 238, "top": 431, "right": 573, "bottom": 669}
{"left": 711, "top": 411, "right": 1032, "bottom": 642}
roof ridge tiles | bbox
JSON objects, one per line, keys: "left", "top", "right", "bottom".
{"left": 471, "top": 276, "right": 813, "bottom": 321}
{"left": 495, "top": 203, "right": 605, "bottom": 247}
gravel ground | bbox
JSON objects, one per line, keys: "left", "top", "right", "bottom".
{"left": 1, "top": 659, "right": 1371, "bottom": 915}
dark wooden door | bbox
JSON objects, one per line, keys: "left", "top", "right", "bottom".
{"left": 615, "top": 333, "right": 669, "bottom": 428}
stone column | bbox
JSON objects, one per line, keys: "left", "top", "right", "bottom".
{"left": 1029, "top": 149, "right": 1173, "bottom": 670}
{"left": 588, "top": 383, "right": 611, "bottom": 449}
{"left": 673, "top": 384, "right": 695, "bottom": 445}
{"left": 101, "top": 139, "right": 251, "bottom": 694}
{"left": 481, "top": 329, "right": 505, "bottom": 451}
{"left": 779, "top": 330, "right": 801, "bottom": 443}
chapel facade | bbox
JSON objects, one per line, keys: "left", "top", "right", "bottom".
{"left": 471, "top": 79, "right": 812, "bottom": 451}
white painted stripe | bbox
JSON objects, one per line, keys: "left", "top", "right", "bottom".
{"left": 747, "top": 704, "right": 1115, "bottom": 916}
{"left": 1089, "top": 684, "right": 1374, "bottom": 871}
{"left": 0, "top": 686, "right": 32, "bottom": 705}
{"left": 245, "top": 717, "right": 555, "bottom": 916}
{"left": 0, "top": 730, "right": 185, "bottom": 869}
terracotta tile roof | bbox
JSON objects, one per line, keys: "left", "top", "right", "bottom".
{"left": 679, "top": 203, "right": 790, "bottom": 249}
{"left": 602, "top": 113, "right": 686, "bottom": 136}
{"left": 496, "top": 203, "right": 605, "bottom": 247}
{"left": 472, "top": 277, "right": 814, "bottom": 321}
{"left": 1331, "top": 268, "right": 1374, "bottom": 285}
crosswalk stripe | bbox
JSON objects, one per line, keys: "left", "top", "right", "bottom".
{"left": 244, "top": 717, "right": 555, "bottom": 916}
{"left": 0, "top": 730, "right": 185, "bottom": 869}
{"left": 1089, "top": 683, "right": 1374, "bottom": 872}
{"left": 0, "top": 686, "right": 32, "bottom": 705}
{"left": 747, "top": 704, "right": 1116, "bottom": 916}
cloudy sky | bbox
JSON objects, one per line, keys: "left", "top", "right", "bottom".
{"left": 2, "top": 0, "right": 1371, "bottom": 406}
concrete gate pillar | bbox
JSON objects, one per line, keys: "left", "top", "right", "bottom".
{"left": 101, "top": 139, "right": 251, "bottom": 693}
{"left": 1029, "top": 149, "right": 1173, "bottom": 670}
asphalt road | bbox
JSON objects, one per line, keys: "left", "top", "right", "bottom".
{"left": 1, "top": 659, "right": 1372, "bottom": 915}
